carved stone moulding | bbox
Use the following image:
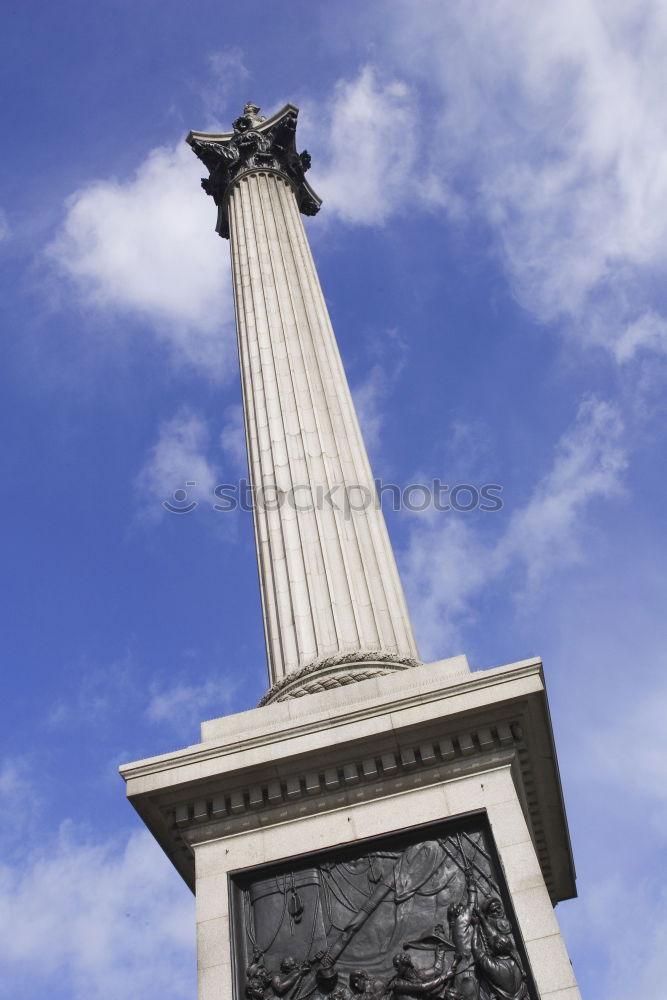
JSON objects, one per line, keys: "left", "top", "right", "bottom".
{"left": 231, "top": 812, "right": 538, "bottom": 1000}
{"left": 258, "top": 651, "right": 422, "bottom": 706}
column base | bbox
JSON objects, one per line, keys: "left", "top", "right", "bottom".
{"left": 258, "top": 650, "right": 422, "bottom": 705}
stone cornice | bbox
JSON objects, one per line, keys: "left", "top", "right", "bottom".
{"left": 187, "top": 103, "right": 321, "bottom": 238}
{"left": 167, "top": 728, "right": 523, "bottom": 895}
{"left": 120, "top": 657, "right": 576, "bottom": 905}
{"left": 120, "top": 658, "right": 537, "bottom": 781}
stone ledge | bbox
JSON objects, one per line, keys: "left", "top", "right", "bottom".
{"left": 120, "top": 655, "right": 575, "bottom": 905}
{"left": 171, "top": 721, "right": 521, "bottom": 831}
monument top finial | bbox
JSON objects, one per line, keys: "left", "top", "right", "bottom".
{"left": 239, "top": 103, "right": 265, "bottom": 128}
{"left": 232, "top": 103, "right": 266, "bottom": 132}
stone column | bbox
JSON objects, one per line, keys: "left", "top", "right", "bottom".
{"left": 189, "top": 104, "right": 419, "bottom": 702}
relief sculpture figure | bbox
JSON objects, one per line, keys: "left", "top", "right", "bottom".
{"left": 270, "top": 955, "right": 312, "bottom": 997}
{"left": 245, "top": 950, "right": 272, "bottom": 1000}
{"left": 447, "top": 869, "right": 479, "bottom": 1000}
{"left": 387, "top": 952, "right": 457, "bottom": 999}
{"left": 471, "top": 900, "right": 528, "bottom": 1000}
{"left": 330, "top": 968, "right": 386, "bottom": 1000}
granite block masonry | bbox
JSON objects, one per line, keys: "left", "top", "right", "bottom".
{"left": 121, "top": 103, "right": 582, "bottom": 1000}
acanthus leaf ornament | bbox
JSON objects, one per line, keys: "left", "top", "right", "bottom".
{"left": 187, "top": 104, "right": 321, "bottom": 238}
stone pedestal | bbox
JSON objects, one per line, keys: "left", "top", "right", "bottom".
{"left": 121, "top": 656, "right": 581, "bottom": 1000}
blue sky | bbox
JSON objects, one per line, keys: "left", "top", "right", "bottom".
{"left": 2, "top": 1, "right": 666, "bottom": 997}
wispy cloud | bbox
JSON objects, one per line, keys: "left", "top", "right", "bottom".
{"left": 219, "top": 403, "right": 248, "bottom": 470}
{"left": 0, "top": 826, "right": 193, "bottom": 1000}
{"left": 614, "top": 310, "right": 667, "bottom": 363}
{"left": 0, "top": 207, "right": 11, "bottom": 244}
{"left": 321, "top": 3, "right": 667, "bottom": 362}
{"left": 135, "top": 407, "right": 219, "bottom": 519}
{"left": 587, "top": 682, "right": 667, "bottom": 821}
{"left": 47, "top": 652, "right": 136, "bottom": 729}
{"left": 147, "top": 675, "right": 241, "bottom": 735}
{"left": 558, "top": 673, "right": 667, "bottom": 999}
{"left": 562, "top": 871, "right": 667, "bottom": 1000}
{"left": 0, "top": 757, "right": 40, "bottom": 855}
{"left": 46, "top": 142, "right": 234, "bottom": 377}
{"left": 302, "top": 66, "right": 452, "bottom": 226}
{"left": 0, "top": 758, "right": 32, "bottom": 799}
{"left": 498, "top": 397, "right": 627, "bottom": 596}
{"left": 200, "top": 48, "right": 251, "bottom": 126}
{"left": 402, "top": 396, "right": 627, "bottom": 657}
{"left": 352, "top": 328, "right": 408, "bottom": 456}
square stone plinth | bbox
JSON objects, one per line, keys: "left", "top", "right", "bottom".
{"left": 120, "top": 655, "right": 580, "bottom": 1000}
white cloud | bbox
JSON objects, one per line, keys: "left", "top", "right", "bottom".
{"left": 200, "top": 48, "right": 250, "bottom": 126}
{"left": 135, "top": 407, "right": 219, "bottom": 519}
{"left": 559, "top": 679, "right": 667, "bottom": 993}
{"left": 46, "top": 141, "right": 234, "bottom": 377}
{"left": 499, "top": 397, "right": 627, "bottom": 595}
{"left": 352, "top": 328, "right": 408, "bottom": 455}
{"left": 353, "top": 363, "right": 393, "bottom": 454}
{"left": 588, "top": 683, "right": 667, "bottom": 817}
{"left": 326, "top": 3, "right": 667, "bottom": 360}
{"left": 219, "top": 403, "right": 248, "bottom": 469}
{"left": 0, "top": 758, "right": 39, "bottom": 853}
{"left": 303, "top": 66, "right": 452, "bottom": 226}
{"left": 614, "top": 310, "right": 667, "bottom": 362}
{"left": 47, "top": 652, "right": 136, "bottom": 729}
{"left": 0, "top": 208, "right": 10, "bottom": 243}
{"left": 134, "top": 408, "right": 250, "bottom": 542}
{"left": 0, "top": 826, "right": 193, "bottom": 1000}
{"left": 561, "top": 873, "right": 667, "bottom": 1000}
{"left": 147, "top": 676, "right": 240, "bottom": 734}
{"left": 402, "top": 517, "right": 494, "bottom": 657}
{"left": 402, "top": 397, "right": 626, "bottom": 657}
{"left": 0, "top": 758, "right": 31, "bottom": 799}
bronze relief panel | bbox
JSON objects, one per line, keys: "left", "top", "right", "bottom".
{"left": 230, "top": 812, "right": 538, "bottom": 1000}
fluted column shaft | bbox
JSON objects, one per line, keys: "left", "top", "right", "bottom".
{"left": 227, "top": 170, "right": 419, "bottom": 700}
